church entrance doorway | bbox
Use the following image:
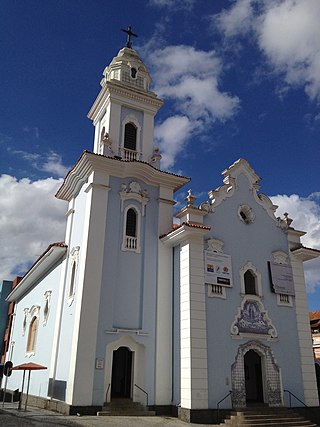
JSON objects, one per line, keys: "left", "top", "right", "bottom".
{"left": 111, "top": 347, "right": 133, "bottom": 399}
{"left": 244, "top": 349, "right": 264, "bottom": 404}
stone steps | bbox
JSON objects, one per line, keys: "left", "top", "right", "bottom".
{"left": 220, "top": 407, "right": 317, "bottom": 426}
{"left": 97, "top": 398, "right": 156, "bottom": 417}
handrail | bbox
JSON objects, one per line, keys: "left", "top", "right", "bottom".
{"left": 106, "top": 383, "right": 111, "bottom": 403}
{"left": 134, "top": 383, "right": 148, "bottom": 406}
{"left": 284, "top": 389, "right": 308, "bottom": 408}
{"left": 217, "top": 390, "right": 232, "bottom": 424}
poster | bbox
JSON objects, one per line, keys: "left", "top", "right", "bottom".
{"left": 205, "top": 251, "right": 233, "bottom": 287}
{"left": 269, "top": 262, "right": 295, "bottom": 296}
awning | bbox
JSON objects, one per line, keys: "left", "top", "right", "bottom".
{"left": 12, "top": 362, "right": 47, "bottom": 371}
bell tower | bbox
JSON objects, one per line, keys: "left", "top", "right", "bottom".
{"left": 87, "top": 28, "right": 163, "bottom": 165}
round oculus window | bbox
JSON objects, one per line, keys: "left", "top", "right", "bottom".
{"left": 238, "top": 204, "right": 255, "bottom": 224}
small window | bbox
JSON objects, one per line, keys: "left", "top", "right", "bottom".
{"left": 277, "top": 293, "right": 293, "bottom": 307}
{"left": 69, "top": 261, "right": 76, "bottom": 299}
{"left": 238, "top": 205, "right": 255, "bottom": 224}
{"left": 131, "top": 67, "right": 137, "bottom": 79}
{"left": 124, "top": 123, "right": 137, "bottom": 151}
{"left": 208, "top": 284, "right": 226, "bottom": 299}
{"left": 26, "top": 316, "right": 39, "bottom": 354}
{"left": 244, "top": 270, "right": 256, "bottom": 295}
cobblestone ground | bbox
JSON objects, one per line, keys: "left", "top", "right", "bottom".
{"left": 0, "top": 405, "right": 212, "bottom": 427}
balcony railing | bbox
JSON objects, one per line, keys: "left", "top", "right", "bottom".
{"left": 125, "top": 236, "right": 137, "bottom": 250}
{"left": 121, "top": 148, "right": 141, "bottom": 161}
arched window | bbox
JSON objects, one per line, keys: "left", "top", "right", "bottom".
{"left": 126, "top": 208, "right": 137, "bottom": 237}
{"left": 124, "top": 123, "right": 137, "bottom": 152}
{"left": 26, "top": 316, "right": 39, "bottom": 353}
{"left": 124, "top": 208, "right": 137, "bottom": 250}
{"left": 244, "top": 270, "right": 256, "bottom": 295}
{"left": 240, "top": 262, "right": 262, "bottom": 297}
{"left": 122, "top": 206, "right": 140, "bottom": 252}
{"left": 100, "top": 126, "right": 105, "bottom": 142}
{"left": 69, "top": 260, "right": 76, "bottom": 299}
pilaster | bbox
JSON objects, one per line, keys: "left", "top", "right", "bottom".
{"left": 291, "top": 252, "right": 319, "bottom": 406}
{"left": 180, "top": 236, "right": 208, "bottom": 410}
{"left": 67, "top": 170, "right": 110, "bottom": 405}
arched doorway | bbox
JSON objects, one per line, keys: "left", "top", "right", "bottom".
{"left": 231, "top": 340, "right": 282, "bottom": 407}
{"left": 244, "top": 349, "right": 264, "bottom": 404}
{"left": 111, "top": 347, "right": 133, "bottom": 399}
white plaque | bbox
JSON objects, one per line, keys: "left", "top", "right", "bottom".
{"left": 205, "top": 251, "right": 233, "bottom": 287}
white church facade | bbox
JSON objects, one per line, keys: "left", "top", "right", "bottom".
{"left": 5, "top": 40, "right": 320, "bottom": 421}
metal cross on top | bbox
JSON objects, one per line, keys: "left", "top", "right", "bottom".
{"left": 121, "top": 25, "right": 138, "bottom": 49}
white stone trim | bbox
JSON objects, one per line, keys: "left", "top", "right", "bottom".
{"left": 104, "top": 335, "right": 145, "bottom": 404}
{"left": 25, "top": 305, "right": 40, "bottom": 357}
{"left": 119, "top": 181, "right": 149, "bottom": 216}
{"left": 272, "top": 251, "right": 288, "bottom": 265}
{"left": 43, "top": 290, "right": 52, "bottom": 326}
{"left": 22, "top": 308, "right": 29, "bottom": 336}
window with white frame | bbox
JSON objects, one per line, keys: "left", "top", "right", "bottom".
{"left": 68, "top": 246, "right": 80, "bottom": 304}
{"left": 240, "top": 262, "right": 262, "bottom": 297}
{"left": 26, "top": 305, "right": 40, "bottom": 356}
{"left": 121, "top": 116, "right": 141, "bottom": 160}
{"left": 122, "top": 205, "right": 141, "bottom": 253}
{"left": 26, "top": 317, "right": 38, "bottom": 354}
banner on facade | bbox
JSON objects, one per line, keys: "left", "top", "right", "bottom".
{"left": 268, "top": 262, "right": 295, "bottom": 296}
{"left": 204, "top": 251, "right": 233, "bottom": 287}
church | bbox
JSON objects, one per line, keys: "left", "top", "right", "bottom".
{"left": 5, "top": 32, "right": 320, "bottom": 422}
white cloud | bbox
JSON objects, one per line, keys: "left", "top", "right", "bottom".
{"left": 147, "top": 45, "right": 239, "bottom": 169}
{"left": 215, "top": 0, "right": 255, "bottom": 37}
{"left": 215, "top": 0, "right": 320, "bottom": 100}
{"left": 8, "top": 148, "right": 69, "bottom": 177}
{"left": 271, "top": 193, "right": 320, "bottom": 292}
{"left": 0, "top": 175, "right": 67, "bottom": 283}
{"left": 41, "top": 151, "right": 70, "bottom": 177}
{"left": 154, "top": 115, "right": 195, "bottom": 169}
{"left": 149, "top": 0, "right": 195, "bottom": 10}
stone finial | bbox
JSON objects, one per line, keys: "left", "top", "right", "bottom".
{"left": 283, "top": 212, "right": 293, "bottom": 227}
{"left": 150, "top": 147, "right": 162, "bottom": 169}
{"left": 185, "top": 189, "right": 196, "bottom": 207}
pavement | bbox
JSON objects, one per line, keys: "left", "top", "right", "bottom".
{"left": 0, "top": 403, "right": 212, "bottom": 427}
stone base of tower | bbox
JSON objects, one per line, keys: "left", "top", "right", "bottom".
{"left": 178, "top": 407, "right": 229, "bottom": 424}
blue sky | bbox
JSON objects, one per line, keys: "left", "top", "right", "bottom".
{"left": 1, "top": 0, "right": 320, "bottom": 309}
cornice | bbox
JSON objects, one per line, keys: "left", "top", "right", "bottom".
{"left": 291, "top": 246, "right": 320, "bottom": 261}
{"left": 160, "top": 222, "right": 210, "bottom": 247}
{"left": 55, "top": 151, "right": 190, "bottom": 201}
{"left": 6, "top": 244, "right": 67, "bottom": 302}
{"left": 87, "top": 81, "right": 163, "bottom": 121}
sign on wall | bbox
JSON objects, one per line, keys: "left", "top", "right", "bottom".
{"left": 205, "top": 251, "right": 233, "bottom": 287}
{"left": 268, "top": 262, "right": 295, "bottom": 296}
